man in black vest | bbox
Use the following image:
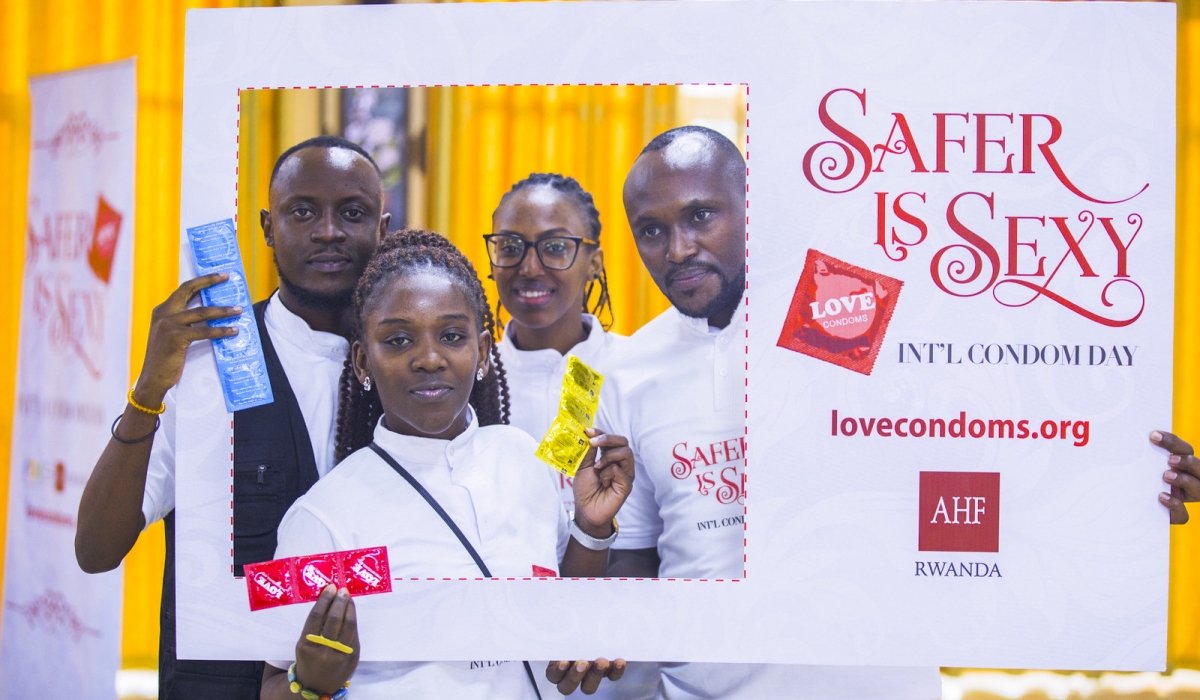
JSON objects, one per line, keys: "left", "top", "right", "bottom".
{"left": 76, "top": 135, "right": 389, "bottom": 698}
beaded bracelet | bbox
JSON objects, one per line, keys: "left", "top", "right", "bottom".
{"left": 127, "top": 388, "right": 166, "bottom": 415}
{"left": 287, "top": 663, "right": 350, "bottom": 700}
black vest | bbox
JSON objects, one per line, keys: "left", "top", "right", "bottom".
{"left": 159, "top": 300, "right": 322, "bottom": 698}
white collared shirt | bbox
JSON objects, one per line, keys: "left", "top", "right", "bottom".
{"left": 497, "top": 314, "right": 627, "bottom": 511}
{"left": 597, "top": 304, "right": 941, "bottom": 700}
{"left": 270, "top": 411, "right": 568, "bottom": 699}
{"left": 141, "top": 292, "right": 348, "bottom": 526}
{"left": 597, "top": 307, "right": 746, "bottom": 580}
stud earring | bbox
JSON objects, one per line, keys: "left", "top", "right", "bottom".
{"left": 362, "top": 376, "right": 373, "bottom": 392}
{"left": 476, "top": 368, "right": 485, "bottom": 381}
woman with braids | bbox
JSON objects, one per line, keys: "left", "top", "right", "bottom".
{"left": 261, "top": 229, "right": 633, "bottom": 700}
{"left": 486, "top": 173, "right": 627, "bottom": 513}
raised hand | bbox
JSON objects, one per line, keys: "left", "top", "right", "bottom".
{"left": 293, "top": 585, "right": 360, "bottom": 693}
{"left": 1152, "top": 430, "right": 1198, "bottom": 524}
{"left": 133, "top": 273, "right": 241, "bottom": 407}
{"left": 571, "top": 429, "right": 635, "bottom": 537}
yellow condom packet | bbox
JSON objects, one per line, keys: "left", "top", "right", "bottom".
{"left": 557, "top": 388, "right": 596, "bottom": 427}
{"left": 535, "top": 417, "right": 591, "bottom": 477}
{"left": 564, "top": 355, "right": 603, "bottom": 403}
{"left": 535, "top": 357, "right": 605, "bottom": 477}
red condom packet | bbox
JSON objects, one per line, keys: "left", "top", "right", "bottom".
{"left": 777, "top": 249, "right": 904, "bottom": 376}
{"left": 244, "top": 546, "right": 392, "bottom": 611}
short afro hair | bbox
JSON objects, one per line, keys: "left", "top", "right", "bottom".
{"left": 269, "top": 135, "right": 381, "bottom": 188}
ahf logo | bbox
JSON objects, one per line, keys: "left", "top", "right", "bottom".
{"left": 918, "top": 471, "right": 1000, "bottom": 552}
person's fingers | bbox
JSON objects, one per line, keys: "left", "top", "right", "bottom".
{"left": 1168, "top": 453, "right": 1200, "bottom": 481}
{"left": 578, "top": 445, "right": 599, "bottom": 473}
{"left": 592, "top": 461, "right": 621, "bottom": 492}
{"left": 579, "top": 658, "right": 610, "bottom": 695}
{"left": 340, "top": 595, "right": 357, "bottom": 648}
{"left": 607, "top": 659, "right": 627, "bottom": 682}
{"left": 179, "top": 324, "right": 239, "bottom": 343}
{"left": 321, "top": 588, "right": 351, "bottom": 641}
{"left": 1160, "top": 491, "right": 1191, "bottom": 524}
{"left": 1151, "top": 430, "right": 1195, "bottom": 458}
{"left": 546, "top": 660, "right": 570, "bottom": 685}
{"left": 587, "top": 432, "right": 628, "bottom": 450}
{"left": 595, "top": 446, "right": 634, "bottom": 480}
{"left": 301, "top": 585, "right": 337, "bottom": 637}
{"left": 170, "top": 273, "right": 229, "bottom": 308}
{"left": 556, "top": 660, "right": 590, "bottom": 696}
{"left": 1165, "top": 469, "right": 1200, "bottom": 503}
{"left": 591, "top": 454, "right": 634, "bottom": 501}
{"left": 172, "top": 304, "right": 242, "bottom": 326}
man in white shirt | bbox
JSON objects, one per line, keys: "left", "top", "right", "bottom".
{"left": 600, "top": 126, "right": 942, "bottom": 699}
{"left": 75, "top": 136, "right": 390, "bottom": 699}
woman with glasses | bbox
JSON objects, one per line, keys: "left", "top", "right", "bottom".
{"left": 484, "top": 173, "right": 628, "bottom": 514}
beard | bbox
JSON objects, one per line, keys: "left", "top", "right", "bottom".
{"left": 671, "top": 266, "right": 746, "bottom": 321}
{"left": 275, "top": 254, "right": 355, "bottom": 313}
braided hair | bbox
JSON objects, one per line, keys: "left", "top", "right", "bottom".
{"left": 334, "top": 228, "right": 512, "bottom": 462}
{"left": 492, "top": 173, "right": 614, "bottom": 331}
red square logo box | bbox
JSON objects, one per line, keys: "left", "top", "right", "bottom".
{"left": 776, "top": 249, "right": 903, "bottom": 376}
{"left": 919, "top": 472, "right": 1000, "bottom": 553}
{"left": 88, "top": 195, "right": 122, "bottom": 284}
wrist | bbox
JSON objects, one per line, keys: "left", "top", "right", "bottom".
{"left": 130, "top": 382, "right": 168, "bottom": 411}
{"left": 291, "top": 663, "right": 349, "bottom": 699}
{"left": 569, "top": 511, "right": 618, "bottom": 551}
{"left": 574, "top": 514, "right": 613, "bottom": 540}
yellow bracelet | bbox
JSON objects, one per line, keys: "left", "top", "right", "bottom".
{"left": 127, "top": 388, "right": 166, "bottom": 415}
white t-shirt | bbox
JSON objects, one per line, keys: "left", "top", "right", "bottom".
{"left": 141, "top": 292, "right": 349, "bottom": 526}
{"left": 270, "top": 412, "right": 569, "bottom": 700}
{"left": 497, "top": 314, "right": 627, "bottom": 512}
{"left": 598, "top": 306, "right": 941, "bottom": 700}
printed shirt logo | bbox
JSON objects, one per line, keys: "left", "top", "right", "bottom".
{"left": 777, "top": 249, "right": 903, "bottom": 375}
{"left": 670, "top": 436, "right": 746, "bottom": 505}
{"left": 532, "top": 565, "right": 557, "bottom": 578}
{"left": 918, "top": 471, "right": 1000, "bottom": 553}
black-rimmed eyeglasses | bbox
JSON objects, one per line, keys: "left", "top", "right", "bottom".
{"left": 483, "top": 234, "right": 595, "bottom": 271}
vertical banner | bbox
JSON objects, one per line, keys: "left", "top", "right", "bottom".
{"left": 0, "top": 60, "right": 135, "bottom": 697}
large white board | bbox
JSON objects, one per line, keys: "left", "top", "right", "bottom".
{"left": 176, "top": 1, "right": 1174, "bottom": 669}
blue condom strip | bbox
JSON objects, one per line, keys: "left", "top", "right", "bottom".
{"left": 185, "top": 218, "right": 274, "bottom": 412}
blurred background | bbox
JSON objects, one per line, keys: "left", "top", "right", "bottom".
{"left": 0, "top": 0, "right": 1198, "bottom": 698}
